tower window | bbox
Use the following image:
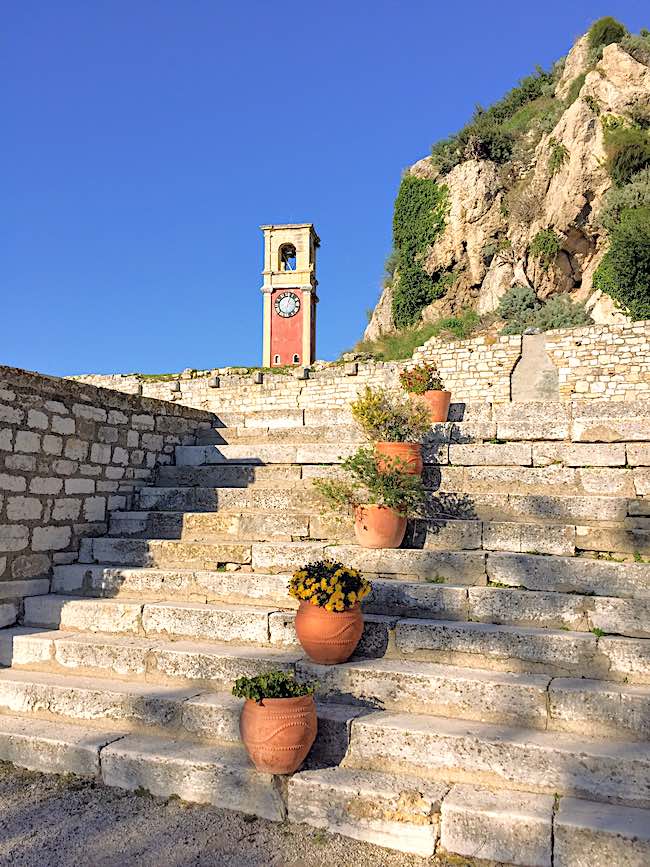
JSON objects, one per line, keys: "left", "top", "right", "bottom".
{"left": 293, "top": 354, "right": 300, "bottom": 364}
{"left": 273, "top": 354, "right": 281, "bottom": 365}
{"left": 279, "top": 244, "right": 296, "bottom": 272}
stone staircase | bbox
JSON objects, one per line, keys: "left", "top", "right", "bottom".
{"left": 1, "top": 400, "right": 650, "bottom": 864}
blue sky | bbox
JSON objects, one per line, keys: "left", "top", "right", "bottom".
{"left": 3, "top": 1, "right": 647, "bottom": 376}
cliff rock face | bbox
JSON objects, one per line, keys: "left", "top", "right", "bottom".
{"left": 366, "top": 36, "right": 648, "bottom": 340}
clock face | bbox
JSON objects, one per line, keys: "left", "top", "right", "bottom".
{"left": 274, "top": 291, "right": 301, "bottom": 318}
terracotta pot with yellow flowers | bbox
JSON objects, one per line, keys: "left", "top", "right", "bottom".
{"left": 289, "top": 560, "right": 372, "bottom": 665}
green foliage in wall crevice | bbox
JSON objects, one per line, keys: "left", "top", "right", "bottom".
{"left": 593, "top": 206, "right": 650, "bottom": 320}
{"left": 391, "top": 176, "right": 450, "bottom": 328}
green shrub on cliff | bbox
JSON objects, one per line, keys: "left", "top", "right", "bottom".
{"left": 593, "top": 207, "right": 650, "bottom": 319}
{"left": 391, "top": 176, "right": 449, "bottom": 327}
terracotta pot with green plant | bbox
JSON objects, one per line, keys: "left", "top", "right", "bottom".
{"left": 400, "top": 363, "right": 451, "bottom": 423}
{"left": 350, "top": 386, "right": 431, "bottom": 474}
{"left": 314, "top": 446, "right": 425, "bottom": 549}
{"left": 233, "top": 671, "right": 317, "bottom": 775}
{"left": 289, "top": 560, "right": 372, "bottom": 665}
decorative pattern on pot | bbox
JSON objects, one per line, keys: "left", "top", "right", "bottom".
{"left": 294, "top": 600, "right": 364, "bottom": 665}
{"left": 239, "top": 695, "right": 317, "bottom": 774}
{"left": 289, "top": 560, "right": 372, "bottom": 665}
{"left": 375, "top": 441, "right": 423, "bottom": 475}
{"left": 354, "top": 503, "right": 407, "bottom": 549}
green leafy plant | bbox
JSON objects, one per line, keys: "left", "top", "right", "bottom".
{"left": 593, "top": 206, "right": 650, "bottom": 319}
{"left": 350, "top": 386, "right": 431, "bottom": 442}
{"left": 313, "top": 447, "right": 426, "bottom": 516}
{"left": 399, "top": 362, "right": 444, "bottom": 394}
{"left": 588, "top": 17, "right": 627, "bottom": 52}
{"left": 391, "top": 176, "right": 450, "bottom": 328}
{"left": 529, "top": 228, "right": 561, "bottom": 270}
{"left": 497, "top": 285, "right": 591, "bottom": 334}
{"left": 548, "top": 138, "right": 569, "bottom": 175}
{"left": 289, "top": 560, "right": 371, "bottom": 611}
{"left": 232, "top": 671, "right": 316, "bottom": 703}
{"left": 621, "top": 32, "right": 650, "bottom": 66}
{"left": 602, "top": 122, "right": 650, "bottom": 186}
{"left": 564, "top": 72, "right": 587, "bottom": 107}
{"left": 599, "top": 168, "right": 650, "bottom": 231}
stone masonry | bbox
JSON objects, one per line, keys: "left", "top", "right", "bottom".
{"left": 71, "top": 320, "right": 650, "bottom": 408}
{"left": 0, "top": 366, "right": 213, "bottom": 613}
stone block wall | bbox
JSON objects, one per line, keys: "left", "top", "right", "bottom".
{"left": 69, "top": 320, "right": 650, "bottom": 412}
{"left": 0, "top": 366, "right": 213, "bottom": 618}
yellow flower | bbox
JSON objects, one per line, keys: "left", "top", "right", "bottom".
{"left": 335, "top": 600, "right": 344, "bottom": 612}
{"left": 310, "top": 596, "right": 320, "bottom": 605}
{"left": 325, "top": 601, "right": 334, "bottom": 611}
{"left": 348, "top": 591, "right": 357, "bottom": 604}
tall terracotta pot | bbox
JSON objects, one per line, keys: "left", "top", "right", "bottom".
{"left": 375, "top": 441, "right": 423, "bottom": 475}
{"left": 295, "top": 600, "right": 364, "bottom": 665}
{"left": 354, "top": 504, "right": 407, "bottom": 549}
{"left": 239, "top": 694, "right": 317, "bottom": 774}
{"left": 420, "top": 390, "right": 452, "bottom": 423}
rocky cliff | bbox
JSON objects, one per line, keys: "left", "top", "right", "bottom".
{"left": 366, "top": 22, "right": 650, "bottom": 341}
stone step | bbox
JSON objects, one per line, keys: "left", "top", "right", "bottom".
{"left": 111, "top": 508, "right": 650, "bottom": 557}
{"left": 0, "top": 712, "right": 123, "bottom": 777}
{"left": 554, "top": 796, "right": 650, "bottom": 866}
{"left": 297, "top": 657, "right": 650, "bottom": 740}
{"left": 22, "top": 595, "right": 396, "bottom": 658}
{"left": 288, "top": 767, "right": 447, "bottom": 857}
{"left": 0, "top": 669, "right": 359, "bottom": 766}
{"left": 344, "top": 711, "right": 650, "bottom": 808}
{"left": 108, "top": 510, "right": 314, "bottom": 542}
{"left": 100, "top": 734, "right": 286, "bottom": 820}
{"left": 394, "top": 618, "right": 650, "bottom": 681}
{"left": 82, "top": 537, "right": 253, "bottom": 568}
{"left": 155, "top": 463, "right": 303, "bottom": 489}
{"left": 196, "top": 425, "right": 362, "bottom": 445}
{"left": 8, "top": 628, "right": 301, "bottom": 686}
{"left": 174, "top": 443, "right": 360, "bottom": 467}
{"left": 488, "top": 551, "right": 650, "bottom": 598}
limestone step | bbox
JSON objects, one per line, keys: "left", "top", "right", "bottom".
{"left": 0, "top": 713, "right": 123, "bottom": 776}
{"left": 554, "top": 796, "right": 650, "bottom": 866}
{"left": 196, "top": 425, "right": 362, "bottom": 445}
{"left": 22, "top": 595, "right": 396, "bottom": 658}
{"left": 82, "top": 537, "right": 253, "bottom": 568}
{"left": 288, "top": 767, "right": 447, "bottom": 857}
{"left": 0, "top": 669, "right": 360, "bottom": 766}
{"left": 174, "top": 443, "right": 360, "bottom": 467}
{"left": 156, "top": 463, "right": 304, "bottom": 489}
{"left": 297, "top": 657, "right": 650, "bottom": 739}
{"left": 7, "top": 629, "right": 301, "bottom": 686}
{"left": 344, "top": 711, "right": 650, "bottom": 808}
{"left": 100, "top": 734, "right": 286, "bottom": 820}
{"left": 138, "top": 483, "right": 319, "bottom": 513}
{"left": 108, "top": 509, "right": 314, "bottom": 542}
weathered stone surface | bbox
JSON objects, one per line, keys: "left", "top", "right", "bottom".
{"left": 576, "top": 525, "right": 650, "bottom": 556}
{"left": 483, "top": 521, "right": 575, "bottom": 556}
{"left": 142, "top": 601, "right": 270, "bottom": 645}
{"left": 364, "top": 581, "right": 468, "bottom": 620}
{"left": 564, "top": 443, "right": 627, "bottom": 467}
{"left": 346, "top": 711, "right": 650, "bottom": 807}
{"left": 468, "top": 587, "right": 588, "bottom": 631}
{"left": 0, "top": 602, "right": 19, "bottom": 628}
{"left": 395, "top": 619, "right": 601, "bottom": 676}
{"left": 449, "top": 443, "right": 532, "bottom": 466}
{"left": 325, "top": 546, "right": 487, "bottom": 584}
{"left": 101, "top": 735, "right": 286, "bottom": 820}
{"left": 487, "top": 552, "right": 650, "bottom": 598}
{"left": 549, "top": 678, "right": 650, "bottom": 739}
{"left": 0, "top": 713, "right": 121, "bottom": 776}
{"left": 600, "top": 637, "right": 650, "bottom": 684}
{"left": 494, "top": 403, "right": 569, "bottom": 440}
{"left": 0, "top": 669, "right": 198, "bottom": 729}
{"left": 297, "top": 657, "right": 549, "bottom": 727}
{"left": 440, "top": 784, "right": 553, "bottom": 867}
{"left": 589, "top": 597, "right": 650, "bottom": 639}
{"left": 419, "top": 520, "right": 482, "bottom": 552}
{"left": 23, "top": 595, "right": 142, "bottom": 635}
{"left": 554, "top": 797, "right": 650, "bottom": 867}
{"left": 289, "top": 767, "right": 445, "bottom": 857}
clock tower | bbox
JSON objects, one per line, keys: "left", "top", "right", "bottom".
{"left": 260, "top": 223, "right": 319, "bottom": 367}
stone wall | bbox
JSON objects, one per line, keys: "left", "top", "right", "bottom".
{"left": 70, "top": 320, "right": 650, "bottom": 412}
{"left": 0, "top": 366, "right": 213, "bottom": 618}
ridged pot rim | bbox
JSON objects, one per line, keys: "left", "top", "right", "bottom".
{"left": 354, "top": 503, "right": 407, "bottom": 516}
{"left": 374, "top": 440, "right": 422, "bottom": 448}
{"left": 243, "top": 695, "right": 316, "bottom": 709}
{"left": 297, "top": 600, "right": 361, "bottom": 613}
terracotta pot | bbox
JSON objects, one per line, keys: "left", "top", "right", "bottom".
{"left": 239, "top": 694, "right": 317, "bottom": 774}
{"left": 354, "top": 504, "right": 407, "bottom": 549}
{"left": 295, "top": 600, "right": 364, "bottom": 665}
{"left": 420, "top": 390, "right": 452, "bottom": 423}
{"left": 375, "top": 441, "right": 423, "bottom": 475}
